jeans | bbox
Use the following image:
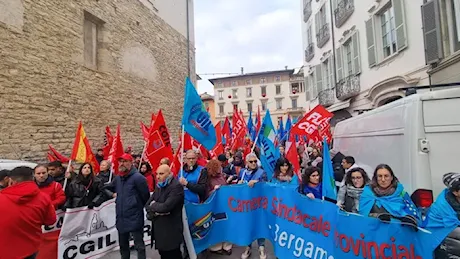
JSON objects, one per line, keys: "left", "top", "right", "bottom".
{"left": 25, "top": 252, "right": 37, "bottom": 259}
{"left": 159, "top": 248, "right": 183, "bottom": 259}
{"left": 247, "top": 238, "right": 265, "bottom": 248}
{"left": 118, "top": 230, "right": 146, "bottom": 259}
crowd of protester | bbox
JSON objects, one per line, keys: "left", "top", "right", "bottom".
{"left": 0, "top": 139, "right": 459, "bottom": 259}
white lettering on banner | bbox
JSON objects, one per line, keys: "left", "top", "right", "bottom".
{"left": 270, "top": 224, "right": 334, "bottom": 259}
{"left": 298, "top": 112, "right": 330, "bottom": 136}
{"left": 58, "top": 199, "right": 152, "bottom": 259}
{"left": 42, "top": 209, "right": 65, "bottom": 233}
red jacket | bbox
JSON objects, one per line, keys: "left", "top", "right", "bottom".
{"left": 143, "top": 172, "right": 155, "bottom": 192}
{"left": 0, "top": 181, "right": 56, "bottom": 259}
{"left": 37, "top": 177, "right": 66, "bottom": 209}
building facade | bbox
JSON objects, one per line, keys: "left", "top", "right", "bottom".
{"left": 200, "top": 92, "right": 217, "bottom": 124}
{"left": 301, "top": 0, "right": 430, "bottom": 125}
{"left": 0, "top": 0, "right": 195, "bottom": 161}
{"left": 210, "top": 68, "right": 306, "bottom": 128}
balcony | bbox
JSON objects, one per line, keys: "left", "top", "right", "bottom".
{"left": 334, "top": 0, "right": 354, "bottom": 28}
{"left": 286, "top": 107, "right": 305, "bottom": 113}
{"left": 316, "top": 24, "right": 330, "bottom": 48}
{"left": 336, "top": 75, "right": 360, "bottom": 101}
{"left": 318, "top": 89, "right": 335, "bottom": 107}
{"left": 303, "top": 1, "right": 312, "bottom": 22}
{"left": 304, "top": 43, "right": 314, "bottom": 62}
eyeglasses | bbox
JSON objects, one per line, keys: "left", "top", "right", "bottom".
{"left": 248, "top": 160, "right": 257, "bottom": 164}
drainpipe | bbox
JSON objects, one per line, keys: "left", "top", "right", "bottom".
{"left": 186, "top": 0, "right": 191, "bottom": 78}
{"left": 329, "top": 0, "right": 338, "bottom": 93}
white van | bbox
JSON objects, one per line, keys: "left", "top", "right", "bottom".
{"left": 0, "top": 159, "right": 37, "bottom": 171}
{"left": 332, "top": 87, "right": 460, "bottom": 209}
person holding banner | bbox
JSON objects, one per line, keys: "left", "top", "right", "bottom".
{"left": 271, "top": 158, "right": 298, "bottom": 185}
{"left": 238, "top": 153, "right": 268, "bottom": 259}
{"left": 179, "top": 150, "right": 208, "bottom": 203}
{"left": 64, "top": 163, "right": 105, "bottom": 209}
{"left": 0, "top": 166, "right": 56, "bottom": 259}
{"left": 336, "top": 167, "right": 370, "bottom": 213}
{"left": 98, "top": 160, "right": 112, "bottom": 184}
{"left": 298, "top": 166, "right": 322, "bottom": 199}
{"left": 145, "top": 164, "right": 184, "bottom": 259}
{"left": 105, "top": 153, "right": 150, "bottom": 259}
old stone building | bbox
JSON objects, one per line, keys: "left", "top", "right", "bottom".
{"left": 0, "top": 0, "right": 196, "bottom": 161}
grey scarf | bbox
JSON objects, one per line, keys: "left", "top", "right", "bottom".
{"left": 346, "top": 185, "right": 364, "bottom": 212}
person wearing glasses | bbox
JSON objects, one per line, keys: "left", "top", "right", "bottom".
{"left": 336, "top": 167, "right": 370, "bottom": 213}
{"left": 179, "top": 150, "right": 208, "bottom": 203}
{"left": 359, "top": 164, "right": 420, "bottom": 230}
{"left": 238, "top": 153, "right": 268, "bottom": 259}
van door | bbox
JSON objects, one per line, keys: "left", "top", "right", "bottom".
{"left": 423, "top": 97, "right": 460, "bottom": 197}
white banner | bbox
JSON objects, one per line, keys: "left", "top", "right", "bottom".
{"left": 42, "top": 209, "right": 65, "bottom": 233}
{"left": 58, "top": 199, "right": 152, "bottom": 259}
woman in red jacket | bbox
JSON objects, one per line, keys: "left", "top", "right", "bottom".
{"left": 140, "top": 162, "right": 155, "bottom": 192}
{"left": 34, "top": 164, "right": 66, "bottom": 209}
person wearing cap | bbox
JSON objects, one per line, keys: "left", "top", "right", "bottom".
{"left": 104, "top": 153, "right": 150, "bottom": 259}
{"left": 179, "top": 150, "right": 208, "bottom": 203}
{"left": 0, "top": 169, "right": 10, "bottom": 191}
{"left": 425, "top": 172, "right": 460, "bottom": 258}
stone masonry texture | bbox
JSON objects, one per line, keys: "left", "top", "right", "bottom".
{"left": 0, "top": 0, "right": 196, "bottom": 162}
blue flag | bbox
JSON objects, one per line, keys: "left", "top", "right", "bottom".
{"left": 247, "top": 111, "right": 256, "bottom": 142}
{"left": 322, "top": 137, "right": 337, "bottom": 200}
{"left": 181, "top": 77, "right": 217, "bottom": 150}
{"left": 277, "top": 117, "right": 285, "bottom": 143}
{"left": 256, "top": 110, "right": 280, "bottom": 180}
{"left": 284, "top": 116, "right": 292, "bottom": 141}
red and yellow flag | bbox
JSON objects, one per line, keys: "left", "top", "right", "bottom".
{"left": 70, "top": 122, "right": 100, "bottom": 173}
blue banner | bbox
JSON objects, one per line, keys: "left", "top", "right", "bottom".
{"left": 185, "top": 183, "right": 449, "bottom": 259}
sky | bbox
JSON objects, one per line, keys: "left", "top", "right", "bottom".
{"left": 194, "top": 0, "right": 304, "bottom": 95}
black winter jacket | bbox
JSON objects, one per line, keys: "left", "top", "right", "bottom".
{"left": 435, "top": 227, "right": 460, "bottom": 259}
{"left": 64, "top": 175, "right": 104, "bottom": 209}
{"left": 145, "top": 177, "right": 184, "bottom": 251}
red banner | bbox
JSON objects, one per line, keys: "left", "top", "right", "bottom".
{"left": 290, "top": 105, "right": 333, "bottom": 143}
{"left": 211, "top": 123, "right": 223, "bottom": 157}
{"left": 145, "top": 110, "right": 174, "bottom": 171}
{"left": 231, "top": 109, "right": 246, "bottom": 151}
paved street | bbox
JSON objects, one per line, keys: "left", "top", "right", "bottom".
{"left": 102, "top": 241, "right": 275, "bottom": 259}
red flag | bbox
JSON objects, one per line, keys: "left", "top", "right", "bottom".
{"left": 150, "top": 112, "right": 157, "bottom": 127}
{"left": 290, "top": 105, "right": 333, "bottom": 143}
{"left": 108, "top": 124, "right": 124, "bottom": 174}
{"left": 210, "top": 123, "right": 224, "bottom": 157}
{"left": 102, "top": 126, "right": 113, "bottom": 159}
{"left": 170, "top": 145, "right": 182, "bottom": 177}
{"left": 256, "top": 105, "right": 261, "bottom": 134}
{"left": 286, "top": 134, "right": 301, "bottom": 181}
{"left": 70, "top": 122, "right": 100, "bottom": 173}
{"left": 145, "top": 110, "right": 174, "bottom": 171}
{"left": 231, "top": 108, "right": 246, "bottom": 151}
{"left": 48, "top": 145, "right": 70, "bottom": 163}
{"left": 140, "top": 122, "right": 150, "bottom": 141}
{"left": 47, "top": 152, "right": 57, "bottom": 162}
{"left": 222, "top": 117, "right": 231, "bottom": 148}
{"left": 183, "top": 132, "right": 193, "bottom": 151}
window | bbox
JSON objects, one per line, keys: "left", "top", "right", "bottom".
{"left": 292, "top": 99, "right": 298, "bottom": 108}
{"left": 276, "top": 99, "right": 282, "bottom": 110}
{"left": 261, "top": 86, "right": 267, "bottom": 96}
{"left": 261, "top": 101, "right": 267, "bottom": 111}
{"left": 204, "top": 102, "right": 209, "bottom": 110}
{"left": 305, "top": 25, "right": 315, "bottom": 62}
{"left": 232, "top": 80, "right": 238, "bottom": 86}
{"left": 365, "top": 0, "right": 407, "bottom": 67}
{"left": 246, "top": 88, "right": 252, "bottom": 97}
{"left": 422, "top": 0, "right": 460, "bottom": 64}
{"left": 232, "top": 89, "right": 238, "bottom": 99}
{"left": 233, "top": 104, "right": 238, "bottom": 110}
{"left": 219, "top": 104, "right": 224, "bottom": 114}
{"left": 315, "top": 4, "right": 330, "bottom": 47}
{"left": 247, "top": 103, "right": 253, "bottom": 112}
{"left": 246, "top": 79, "right": 252, "bottom": 85}
{"left": 275, "top": 75, "right": 281, "bottom": 82}
{"left": 322, "top": 58, "right": 332, "bottom": 90}
{"left": 336, "top": 31, "right": 361, "bottom": 81}
{"left": 217, "top": 82, "right": 223, "bottom": 87}
{"left": 84, "top": 12, "right": 103, "bottom": 69}
{"left": 218, "top": 90, "right": 224, "bottom": 100}
{"left": 303, "top": 0, "right": 312, "bottom": 22}
{"left": 276, "top": 85, "right": 281, "bottom": 95}
{"left": 260, "top": 77, "right": 266, "bottom": 83}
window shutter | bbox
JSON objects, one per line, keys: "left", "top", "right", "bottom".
{"left": 336, "top": 46, "right": 343, "bottom": 82}
{"left": 352, "top": 31, "right": 361, "bottom": 74}
{"left": 329, "top": 61, "right": 334, "bottom": 89}
{"left": 422, "top": 0, "right": 443, "bottom": 64}
{"left": 393, "top": 0, "right": 407, "bottom": 51}
{"left": 315, "top": 65, "right": 322, "bottom": 97}
{"left": 332, "top": 0, "right": 338, "bottom": 15}
{"left": 305, "top": 76, "right": 311, "bottom": 100}
{"left": 365, "top": 18, "right": 377, "bottom": 67}
{"left": 315, "top": 12, "right": 320, "bottom": 40}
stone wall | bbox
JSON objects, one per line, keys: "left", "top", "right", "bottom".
{"left": 0, "top": 0, "right": 195, "bottom": 162}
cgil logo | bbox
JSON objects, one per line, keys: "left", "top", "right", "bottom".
{"left": 188, "top": 105, "right": 212, "bottom": 136}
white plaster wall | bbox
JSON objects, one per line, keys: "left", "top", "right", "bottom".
{"left": 154, "top": 0, "right": 195, "bottom": 44}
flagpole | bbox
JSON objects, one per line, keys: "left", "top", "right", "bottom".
{"left": 138, "top": 141, "right": 147, "bottom": 171}
{"left": 180, "top": 125, "right": 185, "bottom": 178}
{"left": 108, "top": 167, "right": 113, "bottom": 184}
{"left": 62, "top": 160, "right": 72, "bottom": 191}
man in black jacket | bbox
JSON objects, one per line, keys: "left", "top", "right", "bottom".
{"left": 146, "top": 164, "right": 184, "bottom": 259}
